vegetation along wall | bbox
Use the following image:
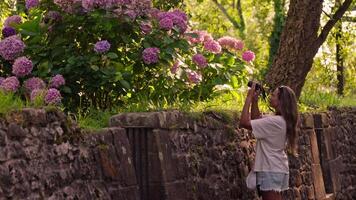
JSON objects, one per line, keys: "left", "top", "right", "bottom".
{"left": 0, "top": 107, "right": 354, "bottom": 199}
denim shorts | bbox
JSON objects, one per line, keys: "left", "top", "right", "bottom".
{"left": 256, "top": 171, "right": 289, "bottom": 192}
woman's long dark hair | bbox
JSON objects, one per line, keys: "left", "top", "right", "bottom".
{"left": 278, "top": 86, "right": 299, "bottom": 156}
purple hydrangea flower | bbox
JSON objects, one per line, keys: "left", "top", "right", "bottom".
{"left": 24, "top": 77, "right": 46, "bottom": 92}
{"left": 158, "top": 10, "right": 188, "bottom": 33}
{"left": 94, "top": 40, "right": 111, "bottom": 53}
{"left": 204, "top": 40, "right": 222, "bottom": 54}
{"left": 159, "top": 17, "right": 173, "bottom": 30}
{"left": 2, "top": 27, "right": 16, "bottom": 38}
{"left": 142, "top": 47, "right": 160, "bottom": 64}
{"left": 26, "top": 0, "right": 39, "bottom": 9}
{"left": 30, "top": 89, "right": 46, "bottom": 102}
{"left": 45, "top": 88, "right": 62, "bottom": 104}
{"left": 49, "top": 74, "right": 65, "bottom": 88}
{"left": 12, "top": 57, "right": 33, "bottom": 77}
{"left": 242, "top": 50, "right": 255, "bottom": 62}
{"left": 0, "top": 76, "right": 20, "bottom": 92}
{"left": 192, "top": 54, "right": 208, "bottom": 68}
{"left": 0, "top": 77, "right": 5, "bottom": 85}
{"left": 4, "top": 15, "right": 22, "bottom": 27}
{"left": 0, "top": 35, "right": 26, "bottom": 61}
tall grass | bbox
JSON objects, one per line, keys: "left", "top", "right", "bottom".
{"left": 0, "top": 91, "right": 25, "bottom": 114}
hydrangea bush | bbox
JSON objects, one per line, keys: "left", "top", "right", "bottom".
{"left": 0, "top": 0, "right": 255, "bottom": 111}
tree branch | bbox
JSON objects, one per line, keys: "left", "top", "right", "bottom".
{"left": 315, "top": 0, "right": 353, "bottom": 47}
{"left": 211, "top": 0, "right": 241, "bottom": 29}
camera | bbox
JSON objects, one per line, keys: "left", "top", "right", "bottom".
{"left": 247, "top": 81, "right": 262, "bottom": 91}
{"left": 247, "top": 81, "right": 266, "bottom": 100}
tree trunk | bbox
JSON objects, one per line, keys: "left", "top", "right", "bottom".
{"left": 267, "top": 0, "right": 286, "bottom": 69}
{"left": 265, "top": 0, "right": 352, "bottom": 98}
{"left": 335, "top": 0, "right": 344, "bottom": 96}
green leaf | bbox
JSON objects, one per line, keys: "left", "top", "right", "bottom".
{"left": 62, "top": 86, "right": 72, "bottom": 94}
{"left": 107, "top": 52, "right": 118, "bottom": 59}
{"left": 120, "top": 79, "right": 131, "bottom": 89}
{"left": 91, "top": 65, "right": 99, "bottom": 71}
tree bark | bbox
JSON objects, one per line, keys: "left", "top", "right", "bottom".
{"left": 265, "top": 0, "right": 352, "bottom": 98}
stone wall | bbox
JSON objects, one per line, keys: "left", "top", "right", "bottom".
{"left": 0, "top": 107, "right": 355, "bottom": 199}
{"left": 109, "top": 108, "right": 356, "bottom": 200}
{"left": 0, "top": 108, "right": 139, "bottom": 199}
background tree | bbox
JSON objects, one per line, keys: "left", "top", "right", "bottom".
{"left": 265, "top": 0, "right": 353, "bottom": 98}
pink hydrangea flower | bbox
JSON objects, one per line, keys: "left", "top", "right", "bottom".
{"left": 192, "top": 54, "right": 208, "bottom": 68}
{"left": 49, "top": 74, "right": 65, "bottom": 88}
{"left": 186, "top": 30, "right": 209, "bottom": 44}
{"left": 204, "top": 40, "right": 222, "bottom": 54}
{"left": 24, "top": 77, "right": 46, "bottom": 92}
{"left": 242, "top": 50, "right": 255, "bottom": 62}
{"left": 12, "top": 57, "right": 33, "bottom": 77}
{"left": 217, "top": 36, "right": 244, "bottom": 51}
{"left": 0, "top": 76, "right": 20, "bottom": 92}
{"left": 0, "top": 35, "right": 25, "bottom": 61}
{"left": 45, "top": 88, "right": 62, "bottom": 104}
{"left": 142, "top": 47, "right": 160, "bottom": 64}
{"left": 4, "top": 15, "right": 22, "bottom": 27}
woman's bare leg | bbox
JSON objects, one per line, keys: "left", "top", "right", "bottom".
{"left": 261, "top": 191, "right": 282, "bottom": 200}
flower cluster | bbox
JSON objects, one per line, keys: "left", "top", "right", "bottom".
{"left": 94, "top": 40, "right": 111, "bottom": 53}
{"left": 186, "top": 30, "right": 211, "bottom": 44}
{"left": 0, "top": 35, "right": 26, "bottom": 61}
{"left": 49, "top": 74, "right": 66, "bottom": 88}
{"left": 4, "top": 15, "right": 22, "bottom": 28}
{"left": 242, "top": 50, "right": 255, "bottom": 62}
{"left": 142, "top": 47, "right": 160, "bottom": 64}
{"left": 55, "top": 0, "right": 152, "bottom": 17}
{"left": 192, "top": 54, "right": 207, "bottom": 68}
{"left": 217, "top": 36, "right": 244, "bottom": 51}
{"left": 204, "top": 39, "right": 222, "bottom": 54}
{"left": 0, "top": 77, "right": 4, "bottom": 85}
{"left": 157, "top": 10, "right": 188, "bottom": 33}
{"left": 0, "top": 76, "right": 20, "bottom": 92}
{"left": 45, "top": 88, "right": 62, "bottom": 104}
{"left": 24, "top": 77, "right": 46, "bottom": 93}
{"left": 12, "top": 57, "right": 33, "bottom": 77}
{"left": 26, "top": 0, "right": 39, "bottom": 10}
{"left": 2, "top": 27, "right": 16, "bottom": 38}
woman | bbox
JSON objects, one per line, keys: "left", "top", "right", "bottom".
{"left": 240, "top": 82, "right": 299, "bottom": 200}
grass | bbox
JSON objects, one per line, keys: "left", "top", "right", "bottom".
{"left": 0, "top": 91, "right": 25, "bottom": 114}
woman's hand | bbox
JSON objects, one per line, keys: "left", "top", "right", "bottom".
{"left": 247, "top": 82, "right": 260, "bottom": 101}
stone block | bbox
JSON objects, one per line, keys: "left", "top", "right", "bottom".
{"left": 329, "top": 156, "right": 343, "bottom": 193}
{"left": 311, "top": 164, "right": 326, "bottom": 200}
{"left": 323, "top": 128, "right": 335, "bottom": 160}
{"left": 300, "top": 114, "right": 314, "bottom": 129}
{"left": 308, "top": 130, "right": 320, "bottom": 164}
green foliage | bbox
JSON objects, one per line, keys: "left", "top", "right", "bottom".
{"left": 0, "top": 91, "right": 24, "bottom": 114}
{"left": 0, "top": 0, "right": 252, "bottom": 112}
